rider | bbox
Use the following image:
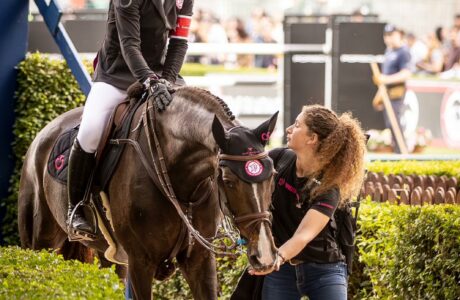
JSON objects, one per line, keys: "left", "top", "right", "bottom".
{"left": 67, "top": 0, "right": 194, "bottom": 240}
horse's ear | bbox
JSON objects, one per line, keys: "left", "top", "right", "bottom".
{"left": 252, "top": 111, "right": 279, "bottom": 146}
{"left": 212, "top": 115, "right": 228, "bottom": 151}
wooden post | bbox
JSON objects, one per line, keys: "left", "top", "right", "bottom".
{"left": 370, "top": 62, "right": 408, "bottom": 154}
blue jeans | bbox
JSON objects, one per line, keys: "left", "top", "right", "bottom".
{"left": 261, "top": 262, "right": 348, "bottom": 300}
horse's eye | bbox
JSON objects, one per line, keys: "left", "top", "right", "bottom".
{"left": 223, "top": 180, "right": 235, "bottom": 188}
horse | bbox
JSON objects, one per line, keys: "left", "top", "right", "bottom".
{"left": 18, "top": 85, "right": 279, "bottom": 299}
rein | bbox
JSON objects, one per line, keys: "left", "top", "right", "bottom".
{"left": 111, "top": 95, "right": 267, "bottom": 258}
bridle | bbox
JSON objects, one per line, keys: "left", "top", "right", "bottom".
{"left": 217, "top": 151, "right": 273, "bottom": 238}
{"left": 112, "top": 94, "right": 273, "bottom": 258}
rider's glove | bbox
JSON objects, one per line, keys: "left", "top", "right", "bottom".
{"left": 143, "top": 76, "right": 175, "bottom": 111}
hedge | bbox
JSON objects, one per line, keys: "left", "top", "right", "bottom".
{"left": 1, "top": 53, "right": 87, "bottom": 245}
{"left": 367, "top": 160, "right": 460, "bottom": 181}
{"left": 354, "top": 200, "right": 460, "bottom": 299}
{"left": 0, "top": 246, "right": 123, "bottom": 299}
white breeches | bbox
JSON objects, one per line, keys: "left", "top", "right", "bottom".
{"left": 77, "top": 82, "right": 127, "bottom": 153}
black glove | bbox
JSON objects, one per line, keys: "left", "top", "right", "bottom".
{"left": 144, "top": 77, "right": 175, "bottom": 111}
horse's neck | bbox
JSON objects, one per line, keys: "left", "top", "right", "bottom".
{"left": 158, "top": 95, "right": 235, "bottom": 156}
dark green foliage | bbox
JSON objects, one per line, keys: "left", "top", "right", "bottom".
{"left": 353, "top": 200, "right": 460, "bottom": 299}
{"left": 0, "top": 246, "right": 123, "bottom": 299}
{"left": 1, "top": 53, "right": 87, "bottom": 245}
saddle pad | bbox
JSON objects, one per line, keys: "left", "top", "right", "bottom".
{"left": 47, "top": 96, "right": 145, "bottom": 187}
{"left": 47, "top": 126, "right": 79, "bottom": 184}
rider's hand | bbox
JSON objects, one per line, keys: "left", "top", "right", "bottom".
{"left": 144, "top": 76, "right": 175, "bottom": 111}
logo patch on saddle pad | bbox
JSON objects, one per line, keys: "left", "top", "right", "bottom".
{"left": 47, "top": 126, "right": 79, "bottom": 184}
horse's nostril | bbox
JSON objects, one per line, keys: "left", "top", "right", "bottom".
{"left": 249, "top": 254, "right": 259, "bottom": 263}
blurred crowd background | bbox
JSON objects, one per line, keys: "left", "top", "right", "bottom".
{"left": 30, "top": 0, "right": 460, "bottom": 76}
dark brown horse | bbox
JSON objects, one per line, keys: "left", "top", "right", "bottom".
{"left": 18, "top": 86, "right": 278, "bottom": 299}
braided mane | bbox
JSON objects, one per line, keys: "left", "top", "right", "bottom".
{"left": 174, "top": 87, "right": 237, "bottom": 125}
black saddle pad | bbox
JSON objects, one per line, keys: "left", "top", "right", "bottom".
{"left": 47, "top": 97, "right": 144, "bottom": 188}
{"left": 47, "top": 126, "right": 79, "bottom": 184}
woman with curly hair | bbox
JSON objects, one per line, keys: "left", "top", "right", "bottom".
{"left": 249, "top": 104, "right": 366, "bottom": 300}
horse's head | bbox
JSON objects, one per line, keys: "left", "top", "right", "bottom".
{"left": 212, "top": 112, "right": 279, "bottom": 272}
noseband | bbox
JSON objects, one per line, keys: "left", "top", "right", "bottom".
{"left": 218, "top": 151, "right": 273, "bottom": 235}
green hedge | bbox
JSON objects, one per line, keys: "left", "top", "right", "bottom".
{"left": 1, "top": 53, "right": 87, "bottom": 245}
{"left": 354, "top": 200, "right": 460, "bottom": 299}
{"left": 367, "top": 160, "right": 460, "bottom": 180}
{"left": 0, "top": 246, "right": 123, "bottom": 299}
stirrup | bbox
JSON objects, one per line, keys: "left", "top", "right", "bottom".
{"left": 68, "top": 228, "right": 97, "bottom": 242}
{"left": 68, "top": 201, "right": 98, "bottom": 242}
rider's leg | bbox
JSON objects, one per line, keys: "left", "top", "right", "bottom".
{"left": 67, "top": 82, "right": 127, "bottom": 239}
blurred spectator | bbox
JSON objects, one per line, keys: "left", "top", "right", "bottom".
{"left": 454, "top": 14, "right": 460, "bottom": 31}
{"left": 253, "top": 15, "right": 277, "bottom": 69}
{"left": 225, "top": 17, "right": 253, "bottom": 68}
{"left": 247, "top": 8, "right": 267, "bottom": 40}
{"left": 444, "top": 27, "right": 460, "bottom": 71}
{"left": 206, "top": 15, "right": 229, "bottom": 65}
{"left": 416, "top": 32, "right": 444, "bottom": 75}
{"left": 406, "top": 33, "right": 428, "bottom": 72}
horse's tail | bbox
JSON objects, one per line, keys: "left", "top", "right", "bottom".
{"left": 58, "top": 240, "right": 95, "bottom": 263}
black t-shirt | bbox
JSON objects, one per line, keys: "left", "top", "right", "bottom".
{"left": 269, "top": 148, "right": 344, "bottom": 263}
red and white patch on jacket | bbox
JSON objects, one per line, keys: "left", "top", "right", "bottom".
{"left": 170, "top": 15, "right": 191, "bottom": 40}
{"left": 176, "top": 0, "right": 184, "bottom": 9}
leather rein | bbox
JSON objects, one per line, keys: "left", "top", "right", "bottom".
{"left": 111, "top": 95, "right": 272, "bottom": 258}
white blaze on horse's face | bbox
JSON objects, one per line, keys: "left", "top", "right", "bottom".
{"left": 220, "top": 167, "right": 277, "bottom": 271}
{"left": 251, "top": 183, "right": 274, "bottom": 266}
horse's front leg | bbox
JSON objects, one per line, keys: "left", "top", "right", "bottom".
{"left": 128, "top": 254, "right": 156, "bottom": 300}
{"left": 177, "top": 245, "right": 218, "bottom": 300}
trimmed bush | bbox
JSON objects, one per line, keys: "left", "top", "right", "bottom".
{"left": 1, "top": 53, "right": 87, "bottom": 245}
{"left": 354, "top": 200, "right": 460, "bottom": 299}
{"left": 367, "top": 160, "right": 460, "bottom": 181}
{"left": 0, "top": 246, "right": 123, "bottom": 299}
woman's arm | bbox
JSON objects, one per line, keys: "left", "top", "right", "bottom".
{"left": 277, "top": 209, "right": 330, "bottom": 261}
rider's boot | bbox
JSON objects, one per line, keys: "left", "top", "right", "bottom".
{"left": 67, "top": 139, "right": 96, "bottom": 241}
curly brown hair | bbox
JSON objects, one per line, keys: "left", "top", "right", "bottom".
{"left": 301, "top": 105, "right": 366, "bottom": 206}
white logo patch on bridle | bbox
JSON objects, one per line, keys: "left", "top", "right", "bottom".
{"left": 245, "top": 160, "right": 263, "bottom": 177}
{"left": 176, "top": 0, "right": 184, "bottom": 9}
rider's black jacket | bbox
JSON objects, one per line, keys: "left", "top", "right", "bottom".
{"left": 94, "top": 0, "right": 193, "bottom": 90}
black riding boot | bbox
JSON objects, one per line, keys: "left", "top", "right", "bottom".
{"left": 67, "top": 139, "right": 96, "bottom": 241}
